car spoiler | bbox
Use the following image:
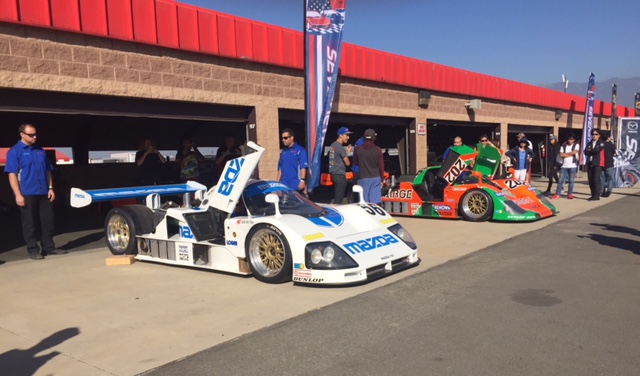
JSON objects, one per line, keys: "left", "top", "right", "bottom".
{"left": 70, "top": 181, "right": 207, "bottom": 208}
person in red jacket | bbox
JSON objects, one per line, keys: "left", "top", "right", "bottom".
{"left": 353, "top": 128, "right": 385, "bottom": 204}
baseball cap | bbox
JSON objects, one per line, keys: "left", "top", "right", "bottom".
{"left": 517, "top": 132, "right": 526, "bottom": 138}
{"left": 337, "top": 127, "right": 353, "bottom": 136}
{"left": 550, "top": 134, "right": 557, "bottom": 141}
{"left": 519, "top": 137, "right": 529, "bottom": 144}
{"left": 364, "top": 128, "right": 377, "bottom": 139}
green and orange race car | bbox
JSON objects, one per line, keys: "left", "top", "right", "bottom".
{"left": 381, "top": 144, "right": 558, "bottom": 222}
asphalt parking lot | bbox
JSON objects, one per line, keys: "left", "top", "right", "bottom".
{"left": 0, "top": 177, "right": 638, "bottom": 376}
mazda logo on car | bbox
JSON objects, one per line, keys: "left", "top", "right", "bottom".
{"left": 628, "top": 121, "right": 638, "bottom": 131}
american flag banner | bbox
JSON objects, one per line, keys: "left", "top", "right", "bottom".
{"left": 305, "top": 0, "right": 347, "bottom": 191}
{"left": 580, "top": 73, "right": 596, "bottom": 166}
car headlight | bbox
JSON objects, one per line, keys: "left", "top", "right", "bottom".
{"left": 388, "top": 223, "right": 417, "bottom": 249}
{"left": 305, "top": 242, "right": 357, "bottom": 270}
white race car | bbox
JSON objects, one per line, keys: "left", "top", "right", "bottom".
{"left": 70, "top": 142, "right": 419, "bottom": 285}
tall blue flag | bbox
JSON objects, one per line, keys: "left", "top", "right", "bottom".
{"left": 304, "top": 0, "right": 347, "bottom": 191}
{"left": 580, "top": 73, "right": 595, "bottom": 166}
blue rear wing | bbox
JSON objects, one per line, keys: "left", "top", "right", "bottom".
{"left": 70, "top": 181, "right": 207, "bottom": 208}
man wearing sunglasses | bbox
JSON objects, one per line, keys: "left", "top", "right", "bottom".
{"left": 4, "top": 123, "right": 66, "bottom": 260}
{"left": 584, "top": 128, "right": 606, "bottom": 201}
{"left": 277, "top": 128, "right": 308, "bottom": 194}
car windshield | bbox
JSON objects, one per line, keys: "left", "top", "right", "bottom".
{"left": 455, "top": 170, "right": 503, "bottom": 189}
{"left": 243, "top": 181, "right": 327, "bottom": 217}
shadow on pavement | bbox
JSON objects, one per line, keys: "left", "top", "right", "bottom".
{"left": 0, "top": 327, "right": 80, "bottom": 376}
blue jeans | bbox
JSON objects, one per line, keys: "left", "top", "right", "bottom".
{"left": 556, "top": 167, "right": 577, "bottom": 195}
{"left": 357, "top": 177, "right": 382, "bottom": 204}
{"left": 600, "top": 167, "right": 615, "bottom": 194}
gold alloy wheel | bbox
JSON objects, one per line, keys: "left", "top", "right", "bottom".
{"left": 106, "top": 214, "right": 131, "bottom": 253}
{"left": 248, "top": 228, "right": 286, "bottom": 277}
{"left": 460, "top": 190, "right": 491, "bottom": 221}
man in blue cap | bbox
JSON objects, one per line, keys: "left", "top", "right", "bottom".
{"left": 328, "top": 126, "right": 353, "bottom": 204}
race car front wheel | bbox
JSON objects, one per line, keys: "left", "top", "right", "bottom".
{"left": 246, "top": 224, "right": 292, "bottom": 284}
{"left": 459, "top": 189, "right": 493, "bottom": 222}
{"left": 104, "top": 205, "right": 154, "bottom": 255}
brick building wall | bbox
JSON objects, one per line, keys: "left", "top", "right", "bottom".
{"left": 0, "top": 22, "right": 606, "bottom": 180}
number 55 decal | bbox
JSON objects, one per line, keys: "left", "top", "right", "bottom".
{"left": 359, "top": 203, "right": 386, "bottom": 215}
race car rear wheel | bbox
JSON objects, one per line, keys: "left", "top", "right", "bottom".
{"left": 104, "top": 205, "right": 154, "bottom": 255}
{"left": 246, "top": 224, "right": 292, "bottom": 284}
{"left": 459, "top": 189, "right": 493, "bottom": 222}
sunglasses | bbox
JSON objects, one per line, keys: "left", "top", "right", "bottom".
{"left": 281, "top": 136, "right": 291, "bottom": 140}
{"left": 22, "top": 132, "right": 37, "bottom": 138}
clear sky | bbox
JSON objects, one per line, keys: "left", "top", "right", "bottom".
{"left": 180, "top": 0, "right": 639, "bottom": 87}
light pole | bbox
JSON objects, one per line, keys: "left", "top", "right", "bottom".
{"left": 562, "top": 74, "right": 568, "bottom": 93}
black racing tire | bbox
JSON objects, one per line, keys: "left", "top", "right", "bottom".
{"left": 459, "top": 189, "right": 493, "bottom": 222}
{"left": 104, "top": 205, "right": 154, "bottom": 255}
{"left": 245, "top": 224, "right": 292, "bottom": 284}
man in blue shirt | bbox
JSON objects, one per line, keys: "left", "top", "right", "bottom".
{"left": 277, "top": 128, "right": 308, "bottom": 193}
{"left": 4, "top": 123, "right": 66, "bottom": 259}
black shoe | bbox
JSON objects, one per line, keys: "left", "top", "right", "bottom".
{"left": 44, "top": 248, "right": 68, "bottom": 255}
{"left": 542, "top": 190, "right": 551, "bottom": 195}
{"left": 28, "top": 253, "right": 44, "bottom": 260}
{"left": 602, "top": 191, "right": 611, "bottom": 198}
{"left": 588, "top": 196, "right": 600, "bottom": 201}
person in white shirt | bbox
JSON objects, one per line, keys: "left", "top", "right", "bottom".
{"left": 551, "top": 133, "right": 580, "bottom": 199}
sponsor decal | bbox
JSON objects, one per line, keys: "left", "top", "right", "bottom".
{"left": 446, "top": 198, "right": 456, "bottom": 203}
{"left": 378, "top": 218, "right": 396, "bottom": 225}
{"left": 380, "top": 253, "right": 395, "bottom": 260}
{"left": 451, "top": 187, "right": 467, "bottom": 192}
{"left": 292, "top": 277, "right": 325, "bottom": 283}
{"left": 411, "top": 203, "right": 420, "bottom": 209}
{"left": 74, "top": 193, "right": 85, "bottom": 199}
{"left": 432, "top": 205, "right": 452, "bottom": 211}
{"left": 303, "top": 232, "right": 325, "bottom": 241}
{"left": 217, "top": 157, "right": 246, "bottom": 196}
{"left": 294, "top": 270, "right": 312, "bottom": 278}
{"left": 628, "top": 121, "right": 638, "bottom": 132}
{"left": 178, "top": 245, "right": 189, "bottom": 261}
{"left": 511, "top": 198, "right": 533, "bottom": 205}
{"left": 343, "top": 233, "right": 399, "bottom": 255}
{"left": 385, "top": 189, "right": 413, "bottom": 199}
{"left": 443, "top": 158, "right": 467, "bottom": 184}
{"left": 226, "top": 240, "right": 238, "bottom": 246}
{"left": 180, "top": 225, "right": 194, "bottom": 239}
{"left": 294, "top": 263, "right": 306, "bottom": 270}
{"left": 237, "top": 219, "right": 254, "bottom": 225}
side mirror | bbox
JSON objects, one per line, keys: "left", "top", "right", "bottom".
{"left": 265, "top": 193, "right": 282, "bottom": 217}
{"left": 352, "top": 184, "right": 365, "bottom": 204}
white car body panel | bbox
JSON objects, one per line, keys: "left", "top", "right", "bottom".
{"left": 71, "top": 142, "right": 419, "bottom": 285}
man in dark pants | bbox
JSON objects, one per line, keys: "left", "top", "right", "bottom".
{"left": 4, "top": 123, "right": 66, "bottom": 259}
{"left": 600, "top": 132, "right": 616, "bottom": 197}
{"left": 584, "top": 128, "right": 606, "bottom": 201}
{"left": 543, "top": 134, "right": 560, "bottom": 195}
{"left": 328, "top": 127, "right": 353, "bottom": 204}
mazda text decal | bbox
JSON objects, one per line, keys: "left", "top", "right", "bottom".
{"left": 343, "top": 234, "right": 399, "bottom": 255}
{"left": 217, "top": 157, "right": 245, "bottom": 196}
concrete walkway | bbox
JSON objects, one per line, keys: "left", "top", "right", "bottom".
{"left": 0, "top": 177, "right": 636, "bottom": 376}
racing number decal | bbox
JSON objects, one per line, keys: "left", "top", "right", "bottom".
{"left": 443, "top": 158, "right": 466, "bottom": 184}
{"left": 504, "top": 180, "right": 525, "bottom": 189}
{"left": 359, "top": 203, "right": 386, "bottom": 216}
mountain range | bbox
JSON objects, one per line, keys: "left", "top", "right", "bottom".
{"left": 541, "top": 76, "right": 640, "bottom": 109}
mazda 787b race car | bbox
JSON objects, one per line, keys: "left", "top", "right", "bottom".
{"left": 381, "top": 144, "right": 558, "bottom": 222}
{"left": 70, "top": 142, "right": 419, "bottom": 285}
